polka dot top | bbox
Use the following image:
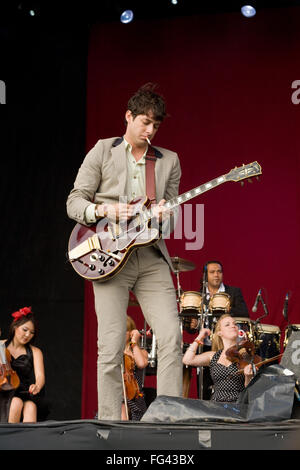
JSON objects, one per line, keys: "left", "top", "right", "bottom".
{"left": 209, "top": 349, "right": 245, "bottom": 402}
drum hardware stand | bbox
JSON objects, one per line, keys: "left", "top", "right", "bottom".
{"left": 148, "top": 331, "right": 157, "bottom": 369}
{"left": 170, "top": 256, "right": 198, "bottom": 396}
{"left": 140, "top": 319, "right": 147, "bottom": 387}
{"left": 174, "top": 265, "right": 185, "bottom": 335}
{"left": 141, "top": 321, "right": 157, "bottom": 386}
{"left": 197, "top": 267, "right": 208, "bottom": 400}
{"left": 170, "top": 255, "right": 197, "bottom": 343}
{"left": 252, "top": 291, "right": 269, "bottom": 349}
{"left": 173, "top": 262, "right": 193, "bottom": 346}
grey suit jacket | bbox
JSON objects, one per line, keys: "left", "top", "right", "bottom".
{"left": 66, "top": 137, "right": 182, "bottom": 271}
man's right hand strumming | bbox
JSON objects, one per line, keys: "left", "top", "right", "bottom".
{"left": 95, "top": 203, "right": 134, "bottom": 222}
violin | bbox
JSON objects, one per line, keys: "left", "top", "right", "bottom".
{"left": 0, "top": 343, "right": 20, "bottom": 391}
{"left": 226, "top": 339, "right": 283, "bottom": 374}
{"left": 123, "top": 353, "right": 142, "bottom": 401}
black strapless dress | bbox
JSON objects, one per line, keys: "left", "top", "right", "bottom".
{"left": 0, "top": 343, "right": 49, "bottom": 422}
{"left": 10, "top": 344, "right": 45, "bottom": 406}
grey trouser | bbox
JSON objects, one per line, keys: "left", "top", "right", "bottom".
{"left": 93, "top": 246, "right": 182, "bottom": 420}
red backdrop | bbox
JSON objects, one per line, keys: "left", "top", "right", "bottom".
{"left": 81, "top": 7, "right": 300, "bottom": 418}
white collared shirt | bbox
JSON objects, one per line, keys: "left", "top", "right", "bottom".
{"left": 205, "top": 282, "right": 225, "bottom": 302}
{"left": 85, "top": 137, "right": 148, "bottom": 223}
{"left": 123, "top": 137, "right": 147, "bottom": 201}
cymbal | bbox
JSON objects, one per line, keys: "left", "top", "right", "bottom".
{"left": 171, "top": 256, "right": 196, "bottom": 272}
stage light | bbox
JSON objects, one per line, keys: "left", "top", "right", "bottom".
{"left": 241, "top": 5, "right": 256, "bottom": 17}
{"left": 29, "top": 9, "right": 35, "bottom": 16}
{"left": 171, "top": 0, "right": 178, "bottom": 4}
{"left": 120, "top": 10, "right": 134, "bottom": 24}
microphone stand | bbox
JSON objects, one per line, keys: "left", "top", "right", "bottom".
{"left": 175, "top": 267, "right": 184, "bottom": 338}
{"left": 197, "top": 268, "right": 207, "bottom": 400}
{"left": 260, "top": 293, "right": 269, "bottom": 319}
{"left": 252, "top": 291, "right": 269, "bottom": 357}
{"left": 252, "top": 289, "right": 269, "bottom": 327}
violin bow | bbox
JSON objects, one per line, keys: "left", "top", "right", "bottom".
{"left": 120, "top": 361, "right": 129, "bottom": 420}
{"left": 237, "top": 353, "right": 284, "bottom": 374}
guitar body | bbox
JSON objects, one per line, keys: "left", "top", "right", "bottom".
{"left": 68, "top": 197, "right": 161, "bottom": 281}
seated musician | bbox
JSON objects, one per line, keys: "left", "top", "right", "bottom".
{"left": 0, "top": 326, "right": 14, "bottom": 423}
{"left": 201, "top": 260, "right": 249, "bottom": 317}
{"left": 182, "top": 261, "right": 249, "bottom": 399}
{"left": 121, "top": 316, "right": 148, "bottom": 421}
{"left": 1, "top": 307, "right": 47, "bottom": 423}
{"left": 183, "top": 314, "right": 254, "bottom": 402}
{"left": 186, "top": 260, "right": 248, "bottom": 335}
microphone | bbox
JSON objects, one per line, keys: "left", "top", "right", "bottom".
{"left": 282, "top": 293, "right": 289, "bottom": 320}
{"left": 252, "top": 289, "right": 261, "bottom": 313}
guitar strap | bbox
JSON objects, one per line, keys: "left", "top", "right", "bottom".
{"left": 145, "top": 146, "right": 157, "bottom": 206}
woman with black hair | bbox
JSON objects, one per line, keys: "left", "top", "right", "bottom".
{"left": 2, "top": 306, "right": 46, "bottom": 422}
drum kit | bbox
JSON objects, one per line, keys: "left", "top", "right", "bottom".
{"left": 174, "top": 256, "right": 234, "bottom": 345}
{"left": 173, "top": 258, "right": 293, "bottom": 364}
{"left": 133, "top": 256, "right": 299, "bottom": 395}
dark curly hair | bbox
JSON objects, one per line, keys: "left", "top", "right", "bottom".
{"left": 127, "top": 83, "right": 167, "bottom": 122}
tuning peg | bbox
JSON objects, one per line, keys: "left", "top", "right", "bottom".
{"left": 240, "top": 181, "right": 244, "bottom": 187}
{"left": 256, "top": 176, "right": 260, "bottom": 181}
{"left": 247, "top": 178, "right": 253, "bottom": 183}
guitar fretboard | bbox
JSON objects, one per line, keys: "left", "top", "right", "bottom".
{"left": 144, "top": 174, "right": 227, "bottom": 221}
{"left": 139, "top": 161, "right": 261, "bottom": 223}
{"left": 167, "top": 175, "right": 227, "bottom": 208}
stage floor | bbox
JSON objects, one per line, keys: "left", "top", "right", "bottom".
{"left": 0, "top": 418, "right": 300, "bottom": 451}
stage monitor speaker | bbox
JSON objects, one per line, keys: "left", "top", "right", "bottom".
{"left": 280, "top": 325, "right": 300, "bottom": 382}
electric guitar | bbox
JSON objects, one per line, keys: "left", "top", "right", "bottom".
{"left": 68, "top": 161, "right": 262, "bottom": 281}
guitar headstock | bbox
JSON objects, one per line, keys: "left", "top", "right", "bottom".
{"left": 226, "top": 161, "right": 262, "bottom": 183}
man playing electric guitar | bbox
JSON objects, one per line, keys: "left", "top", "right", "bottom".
{"left": 67, "top": 83, "right": 183, "bottom": 421}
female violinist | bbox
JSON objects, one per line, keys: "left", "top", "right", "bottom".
{"left": 183, "top": 314, "right": 255, "bottom": 402}
{"left": 0, "top": 326, "right": 16, "bottom": 422}
{"left": 2, "top": 307, "right": 47, "bottom": 422}
{"left": 121, "top": 316, "right": 148, "bottom": 421}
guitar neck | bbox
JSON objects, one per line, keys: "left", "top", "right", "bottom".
{"left": 167, "top": 175, "right": 227, "bottom": 209}
{"left": 144, "top": 161, "right": 261, "bottom": 221}
{"left": 144, "top": 174, "right": 227, "bottom": 221}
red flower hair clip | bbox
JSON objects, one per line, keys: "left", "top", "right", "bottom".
{"left": 12, "top": 306, "right": 32, "bottom": 322}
